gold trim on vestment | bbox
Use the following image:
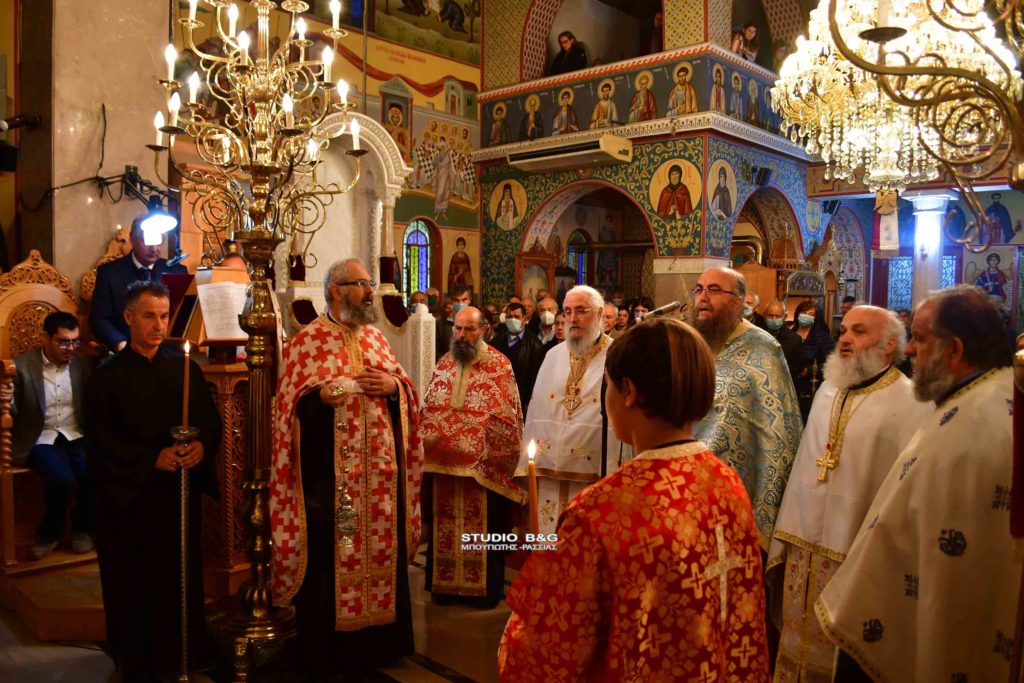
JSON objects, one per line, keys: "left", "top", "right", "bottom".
{"left": 562, "top": 335, "right": 609, "bottom": 417}
{"left": 771, "top": 530, "right": 847, "bottom": 565}
{"left": 936, "top": 367, "right": 1002, "bottom": 407}
{"left": 430, "top": 476, "right": 488, "bottom": 597}
{"left": 634, "top": 441, "right": 708, "bottom": 461}
{"left": 424, "top": 463, "right": 527, "bottom": 504}
{"left": 817, "top": 366, "right": 903, "bottom": 481}
{"left": 814, "top": 599, "right": 890, "bottom": 683}
{"left": 449, "top": 349, "right": 488, "bottom": 409}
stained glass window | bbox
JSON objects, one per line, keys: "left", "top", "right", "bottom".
{"left": 403, "top": 221, "right": 430, "bottom": 302}
{"left": 887, "top": 256, "right": 913, "bottom": 311}
{"left": 567, "top": 230, "right": 589, "bottom": 285}
{"left": 941, "top": 255, "right": 957, "bottom": 289}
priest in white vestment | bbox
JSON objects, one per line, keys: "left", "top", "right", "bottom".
{"left": 817, "top": 286, "right": 1017, "bottom": 682}
{"left": 768, "top": 306, "right": 931, "bottom": 682}
{"left": 518, "top": 285, "right": 626, "bottom": 533}
{"left": 693, "top": 267, "right": 802, "bottom": 549}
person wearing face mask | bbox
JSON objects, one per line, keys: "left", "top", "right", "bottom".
{"left": 492, "top": 302, "right": 546, "bottom": 414}
{"left": 764, "top": 300, "right": 804, "bottom": 389}
{"left": 610, "top": 289, "right": 626, "bottom": 309}
{"left": 792, "top": 300, "right": 834, "bottom": 422}
{"left": 535, "top": 297, "right": 560, "bottom": 351}
{"left": 426, "top": 287, "right": 442, "bottom": 318}
{"left": 436, "top": 286, "right": 472, "bottom": 362}
{"left": 628, "top": 297, "right": 654, "bottom": 328}
{"left": 602, "top": 302, "right": 622, "bottom": 340}
{"left": 744, "top": 291, "right": 767, "bottom": 330}
{"left": 408, "top": 290, "right": 428, "bottom": 315}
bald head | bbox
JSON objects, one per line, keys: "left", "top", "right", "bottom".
{"left": 455, "top": 305, "right": 483, "bottom": 327}
{"left": 837, "top": 305, "right": 905, "bottom": 365}
{"left": 765, "top": 301, "right": 784, "bottom": 318}
{"left": 452, "top": 306, "right": 485, "bottom": 363}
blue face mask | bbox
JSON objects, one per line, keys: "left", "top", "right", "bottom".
{"left": 452, "top": 303, "right": 467, "bottom": 314}
{"left": 798, "top": 313, "right": 815, "bottom": 327}
{"left": 766, "top": 318, "right": 783, "bottom": 331}
{"left": 743, "top": 306, "right": 754, "bottom": 318}
{"left": 505, "top": 318, "right": 523, "bottom": 334}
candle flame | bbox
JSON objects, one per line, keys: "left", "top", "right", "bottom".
{"left": 183, "top": 340, "right": 190, "bottom": 354}
{"left": 527, "top": 439, "right": 536, "bottom": 462}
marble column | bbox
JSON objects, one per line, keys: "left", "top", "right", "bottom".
{"left": 904, "top": 189, "right": 957, "bottom": 308}
{"left": 48, "top": 0, "right": 168, "bottom": 283}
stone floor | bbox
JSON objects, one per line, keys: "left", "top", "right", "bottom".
{"left": 0, "top": 547, "right": 511, "bottom": 683}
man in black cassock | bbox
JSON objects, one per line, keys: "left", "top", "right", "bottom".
{"left": 86, "top": 281, "right": 222, "bottom": 682}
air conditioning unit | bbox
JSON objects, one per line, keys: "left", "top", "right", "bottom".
{"left": 507, "top": 133, "right": 632, "bottom": 173}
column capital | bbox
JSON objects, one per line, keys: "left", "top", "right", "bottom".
{"left": 902, "top": 189, "right": 959, "bottom": 214}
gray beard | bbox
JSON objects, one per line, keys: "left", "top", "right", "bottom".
{"left": 912, "top": 344, "right": 955, "bottom": 402}
{"left": 822, "top": 345, "right": 891, "bottom": 390}
{"left": 693, "top": 313, "right": 738, "bottom": 352}
{"left": 451, "top": 337, "right": 484, "bottom": 365}
{"left": 567, "top": 321, "right": 603, "bottom": 356}
{"left": 339, "top": 297, "right": 378, "bottom": 325}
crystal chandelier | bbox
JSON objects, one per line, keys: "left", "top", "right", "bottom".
{"left": 824, "top": 0, "right": 1024, "bottom": 249}
{"left": 772, "top": 3, "right": 940, "bottom": 192}
{"left": 152, "top": 0, "right": 365, "bottom": 266}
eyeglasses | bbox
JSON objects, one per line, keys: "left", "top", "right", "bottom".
{"left": 453, "top": 325, "right": 479, "bottom": 332}
{"left": 56, "top": 339, "right": 81, "bottom": 349}
{"left": 334, "top": 279, "right": 376, "bottom": 289}
{"left": 691, "top": 285, "right": 740, "bottom": 298}
{"left": 564, "top": 307, "right": 593, "bottom": 318}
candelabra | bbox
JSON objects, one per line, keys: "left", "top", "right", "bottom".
{"left": 147, "top": 0, "right": 365, "bottom": 678}
{"left": 824, "top": 0, "right": 1024, "bottom": 251}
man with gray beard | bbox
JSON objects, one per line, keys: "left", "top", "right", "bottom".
{"left": 817, "top": 286, "right": 1016, "bottom": 682}
{"left": 520, "top": 285, "right": 626, "bottom": 533}
{"left": 691, "top": 266, "right": 801, "bottom": 550}
{"left": 768, "top": 305, "right": 930, "bottom": 681}
{"left": 270, "top": 257, "right": 423, "bottom": 679}
{"left": 420, "top": 307, "right": 524, "bottom": 607}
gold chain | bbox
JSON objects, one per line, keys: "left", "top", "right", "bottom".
{"left": 562, "top": 335, "right": 608, "bottom": 417}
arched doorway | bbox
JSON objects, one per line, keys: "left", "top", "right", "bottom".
{"left": 730, "top": 186, "right": 804, "bottom": 309}
{"left": 517, "top": 182, "right": 656, "bottom": 304}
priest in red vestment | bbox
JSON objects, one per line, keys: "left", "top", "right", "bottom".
{"left": 270, "top": 257, "right": 423, "bottom": 679}
{"left": 499, "top": 318, "right": 769, "bottom": 682}
{"left": 421, "top": 306, "right": 524, "bottom": 607}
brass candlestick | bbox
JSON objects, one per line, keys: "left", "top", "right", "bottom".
{"left": 170, "top": 425, "right": 200, "bottom": 683}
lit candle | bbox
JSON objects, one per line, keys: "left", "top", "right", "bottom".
{"left": 154, "top": 112, "right": 165, "bottom": 146}
{"left": 306, "top": 138, "right": 318, "bottom": 160}
{"left": 238, "top": 31, "right": 250, "bottom": 64}
{"left": 187, "top": 72, "right": 200, "bottom": 104}
{"left": 168, "top": 92, "right": 181, "bottom": 128}
{"left": 330, "top": 0, "right": 341, "bottom": 30}
{"left": 182, "top": 340, "right": 191, "bottom": 429}
{"left": 227, "top": 3, "right": 238, "bottom": 37}
{"left": 337, "top": 79, "right": 349, "bottom": 106}
{"left": 188, "top": 0, "right": 198, "bottom": 21}
{"left": 221, "top": 135, "right": 231, "bottom": 161}
{"left": 282, "top": 93, "right": 294, "bottom": 127}
{"left": 321, "top": 46, "right": 334, "bottom": 82}
{"left": 351, "top": 119, "right": 360, "bottom": 151}
{"left": 527, "top": 439, "right": 539, "bottom": 536}
{"left": 296, "top": 17, "right": 307, "bottom": 59}
{"left": 164, "top": 44, "right": 177, "bottom": 82}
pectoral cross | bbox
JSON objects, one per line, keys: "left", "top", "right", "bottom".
{"left": 816, "top": 443, "right": 837, "bottom": 481}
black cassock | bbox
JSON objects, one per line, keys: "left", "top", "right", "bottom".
{"left": 85, "top": 346, "right": 222, "bottom": 682}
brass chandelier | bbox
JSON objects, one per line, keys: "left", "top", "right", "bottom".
{"left": 773, "top": 3, "right": 941, "bottom": 193}
{"left": 823, "top": 0, "right": 1024, "bottom": 250}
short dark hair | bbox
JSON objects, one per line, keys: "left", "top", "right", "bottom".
{"left": 449, "top": 284, "right": 472, "bottom": 301}
{"left": 506, "top": 302, "right": 526, "bottom": 316}
{"left": 558, "top": 30, "right": 576, "bottom": 42}
{"left": 125, "top": 280, "right": 170, "bottom": 310}
{"left": 842, "top": 295, "right": 856, "bottom": 304}
{"left": 927, "top": 285, "right": 1012, "bottom": 370}
{"left": 43, "top": 311, "right": 78, "bottom": 336}
{"left": 605, "top": 317, "right": 715, "bottom": 427}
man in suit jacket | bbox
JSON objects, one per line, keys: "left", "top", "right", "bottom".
{"left": 492, "top": 303, "right": 545, "bottom": 415}
{"left": 1, "top": 312, "right": 92, "bottom": 559}
{"left": 90, "top": 219, "right": 186, "bottom": 351}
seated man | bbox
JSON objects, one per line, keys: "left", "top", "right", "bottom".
{"left": 3, "top": 312, "right": 92, "bottom": 559}
{"left": 90, "top": 218, "right": 186, "bottom": 351}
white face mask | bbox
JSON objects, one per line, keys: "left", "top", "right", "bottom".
{"left": 505, "top": 318, "right": 523, "bottom": 334}
{"left": 498, "top": 313, "right": 506, "bottom": 323}
{"left": 540, "top": 311, "right": 555, "bottom": 326}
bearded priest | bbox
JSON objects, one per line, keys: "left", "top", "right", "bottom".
{"left": 692, "top": 267, "right": 802, "bottom": 550}
{"left": 519, "top": 285, "right": 627, "bottom": 534}
{"left": 768, "top": 305, "right": 930, "bottom": 682}
{"left": 270, "top": 258, "right": 423, "bottom": 680}
{"left": 421, "top": 306, "right": 525, "bottom": 608}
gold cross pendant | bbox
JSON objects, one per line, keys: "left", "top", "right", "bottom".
{"left": 816, "top": 444, "right": 836, "bottom": 481}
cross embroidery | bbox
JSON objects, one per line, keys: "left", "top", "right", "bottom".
{"left": 731, "top": 635, "right": 757, "bottom": 668}
{"left": 816, "top": 443, "right": 837, "bottom": 481}
{"left": 704, "top": 525, "right": 742, "bottom": 623}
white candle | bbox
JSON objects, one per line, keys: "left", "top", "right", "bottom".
{"left": 337, "top": 79, "right": 349, "bottom": 106}
{"left": 164, "top": 44, "right": 177, "bottom": 81}
{"left": 182, "top": 340, "right": 191, "bottom": 429}
{"left": 221, "top": 135, "right": 231, "bottom": 161}
{"left": 351, "top": 119, "right": 360, "bottom": 151}
{"left": 282, "top": 93, "right": 294, "bottom": 127}
{"left": 238, "top": 31, "right": 250, "bottom": 64}
{"left": 188, "top": 0, "right": 198, "bottom": 21}
{"left": 228, "top": 3, "right": 238, "bottom": 37}
{"left": 168, "top": 92, "right": 181, "bottom": 128}
{"left": 296, "top": 17, "right": 307, "bottom": 41}
{"left": 330, "top": 0, "right": 341, "bottom": 30}
{"left": 187, "top": 72, "right": 200, "bottom": 104}
{"left": 527, "top": 440, "right": 538, "bottom": 535}
{"left": 321, "top": 47, "right": 334, "bottom": 82}
{"left": 154, "top": 111, "right": 165, "bottom": 146}
{"left": 306, "top": 138, "right": 318, "bottom": 160}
